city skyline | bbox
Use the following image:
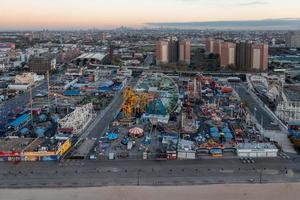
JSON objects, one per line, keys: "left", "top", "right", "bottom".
{"left": 1, "top": 0, "right": 300, "bottom": 30}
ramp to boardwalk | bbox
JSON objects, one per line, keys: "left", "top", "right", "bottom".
{"left": 263, "top": 130, "right": 296, "bottom": 153}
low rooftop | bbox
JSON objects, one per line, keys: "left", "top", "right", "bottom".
{"left": 0, "top": 138, "right": 33, "bottom": 152}
{"left": 284, "top": 85, "right": 300, "bottom": 101}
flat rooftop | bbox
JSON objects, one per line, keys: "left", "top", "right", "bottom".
{"left": 76, "top": 53, "right": 107, "bottom": 61}
{"left": 238, "top": 142, "right": 277, "bottom": 150}
{"left": 284, "top": 85, "right": 300, "bottom": 101}
{"left": 0, "top": 138, "right": 33, "bottom": 152}
{"left": 24, "top": 138, "right": 64, "bottom": 152}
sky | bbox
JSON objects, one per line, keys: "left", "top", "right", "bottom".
{"left": 0, "top": 0, "right": 300, "bottom": 30}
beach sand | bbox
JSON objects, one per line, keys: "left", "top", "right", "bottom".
{"left": 1, "top": 183, "right": 300, "bottom": 200}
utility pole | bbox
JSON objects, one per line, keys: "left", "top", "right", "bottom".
{"left": 47, "top": 70, "right": 50, "bottom": 109}
{"left": 29, "top": 84, "right": 33, "bottom": 125}
{"left": 261, "top": 115, "right": 264, "bottom": 133}
{"left": 199, "top": 77, "right": 202, "bottom": 101}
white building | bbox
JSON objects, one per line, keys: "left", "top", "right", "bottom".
{"left": 276, "top": 85, "right": 300, "bottom": 123}
{"left": 15, "top": 73, "right": 44, "bottom": 85}
{"left": 237, "top": 143, "right": 278, "bottom": 158}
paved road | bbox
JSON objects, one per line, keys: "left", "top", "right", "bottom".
{"left": 70, "top": 92, "right": 123, "bottom": 157}
{"left": 86, "top": 78, "right": 138, "bottom": 140}
{"left": 71, "top": 78, "right": 139, "bottom": 157}
{"left": 0, "top": 158, "right": 300, "bottom": 188}
{"left": 232, "top": 83, "right": 280, "bottom": 131}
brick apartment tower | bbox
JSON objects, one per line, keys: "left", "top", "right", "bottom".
{"left": 206, "top": 38, "right": 236, "bottom": 67}
{"left": 179, "top": 40, "right": 191, "bottom": 65}
{"left": 156, "top": 38, "right": 191, "bottom": 65}
{"left": 251, "top": 44, "right": 269, "bottom": 71}
{"left": 206, "top": 38, "right": 268, "bottom": 71}
{"left": 156, "top": 40, "right": 169, "bottom": 65}
{"left": 220, "top": 42, "right": 236, "bottom": 67}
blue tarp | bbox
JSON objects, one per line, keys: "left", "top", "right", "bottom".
{"left": 222, "top": 127, "right": 233, "bottom": 139}
{"left": 9, "top": 113, "right": 30, "bottom": 128}
{"left": 107, "top": 132, "right": 119, "bottom": 140}
{"left": 288, "top": 129, "right": 300, "bottom": 138}
{"left": 20, "top": 128, "right": 29, "bottom": 135}
{"left": 98, "top": 86, "right": 111, "bottom": 93}
{"left": 35, "top": 127, "right": 46, "bottom": 137}
{"left": 38, "top": 114, "right": 48, "bottom": 122}
{"left": 210, "top": 127, "right": 220, "bottom": 139}
{"left": 64, "top": 90, "right": 81, "bottom": 96}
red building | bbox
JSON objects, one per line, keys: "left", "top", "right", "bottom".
{"left": 156, "top": 38, "right": 191, "bottom": 65}
{"left": 220, "top": 42, "right": 236, "bottom": 67}
{"left": 156, "top": 40, "right": 169, "bottom": 65}
{"left": 179, "top": 40, "right": 191, "bottom": 65}
{"left": 206, "top": 38, "right": 268, "bottom": 71}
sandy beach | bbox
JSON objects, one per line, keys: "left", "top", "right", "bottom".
{"left": 1, "top": 183, "right": 300, "bottom": 200}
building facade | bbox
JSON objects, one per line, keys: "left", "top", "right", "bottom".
{"left": 179, "top": 40, "right": 191, "bottom": 65}
{"left": 29, "top": 56, "right": 56, "bottom": 74}
{"left": 235, "top": 41, "right": 252, "bottom": 71}
{"left": 287, "top": 32, "right": 300, "bottom": 48}
{"left": 276, "top": 85, "right": 300, "bottom": 123}
{"left": 156, "top": 40, "right": 169, "bottom": 65}
{"left": 206, "top": 38, "right": 268, "bottom": 71}
{"left": 220, "top": 42, "right": 236, "bottom": 67}
{"left": 205, "top": 38, "right": 214, "bottom": 53}
{"left": 156, "top": 37, "right": 191, "bottom": 65}
{"left": 251, "top": 44, "right": 269, "bottom": 71}
{"left": 168, "top": 37, "right": 179, "bottom": 63}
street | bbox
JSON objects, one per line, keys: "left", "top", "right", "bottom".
{"left": 232, "top": 82, "right": 280, "bottom": 130}
{"left": 0, "top": 157, "right": 300, "bottom": 188}
{"left": 70, "top": 78, "right": 139, "bottom": 158}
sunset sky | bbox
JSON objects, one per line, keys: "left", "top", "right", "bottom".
{"left": 1, "top": 0, "right": 300, "bottom": 29}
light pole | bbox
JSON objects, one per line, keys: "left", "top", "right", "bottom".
{"left": 253, "top": 107, "right": 257, "bottom": 132}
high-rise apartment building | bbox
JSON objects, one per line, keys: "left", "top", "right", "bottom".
{"left": 236, "top": 41, "right": 268, "bottom": 71}
{"left": 205, "top": 38, "right": 223, "bottom": 55}
{"left": 179, "top": 40, "right": 191, "bottom": 65}
{"left": 287, "top": 32, "right": 300, "bottom": 48}
{"left": 220, "top": 42, "right": 236, "bottom": 67}
{"left": 206, "top": 38, "right": 235, "bottom": 67}
{"left": 251, "top": 44, "right": 269, "bottom": 71}
{"left": 206, "top": 38, "right": 268, "bottom": 71}
{"left": 156, "top": 37, "right": 191, "bottom": 65}
{"left": 156, "top": 40, "right": 169, "bottom": 65}
{"left": 235, "top": 41, "right": 252, "bottom": 71}
{"left": 205, "top": 38, "right": 214, "bottom": 53}
{"left": 168, "top": 37, "right": 179, "bottom": 63}
{"left": 213, "top": 40, "right": 222, "bottom": 55}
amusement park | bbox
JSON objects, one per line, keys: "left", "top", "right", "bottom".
{"left": 94, "top": 72, "right": 278, "bottom": 160}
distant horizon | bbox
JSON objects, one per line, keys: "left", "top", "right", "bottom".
{"left": 1, "top": 18, "right": 300, "bottom": 31}
{"left": 1, "top": 0, "right": 300, "bottom": 30}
